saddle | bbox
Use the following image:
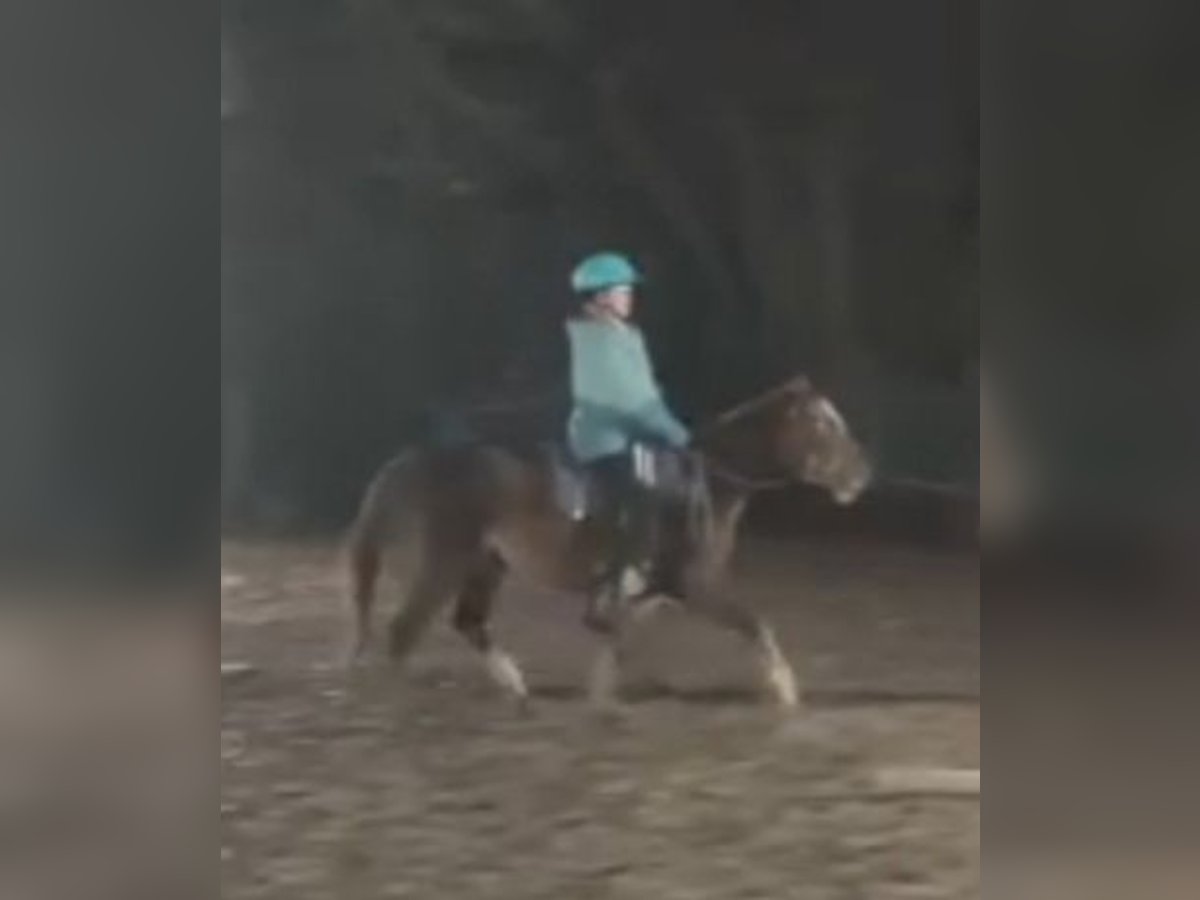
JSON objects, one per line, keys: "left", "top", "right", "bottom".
{"left": 548, "top": 444, "right": 708, "bottom": 623}
{"left": 549, "top": 443, "right": 701, "bottom": 523}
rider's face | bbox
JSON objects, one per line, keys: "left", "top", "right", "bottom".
{"left": 597, "top": 285, "right": 635, "bottom": 319}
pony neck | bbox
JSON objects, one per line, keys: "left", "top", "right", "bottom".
{"left": 694, "top": 405, "right": 790, "bottom": 494}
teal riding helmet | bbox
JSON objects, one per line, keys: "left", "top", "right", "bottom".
{"left": 570, "top": 252, "right": 642, "bottom": 295}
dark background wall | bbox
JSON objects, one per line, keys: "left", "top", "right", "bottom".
{"left": 221, "top": 0, "right": 979, "bottom": 529}
{"left": 0, "top": 2, "right": 217, "bottom": 575}
{"left": 986, "top": 1, "right": 1200, "bottom": 536}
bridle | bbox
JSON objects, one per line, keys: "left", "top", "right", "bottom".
{"left": 699, "top": 454, "right": 793, "bottom": 492}
{"left": 694, "top": 379, "right": 807, "bottom": 493}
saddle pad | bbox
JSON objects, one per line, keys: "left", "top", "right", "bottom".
{"left": 549, "top": 444, "right": 702, "bottom": 521}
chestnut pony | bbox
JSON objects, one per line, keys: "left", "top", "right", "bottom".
{"left": 345, "top": 376, "right": 871, "bottom": 710}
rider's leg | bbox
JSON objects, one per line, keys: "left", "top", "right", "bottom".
{"left": 582, "top": 453, "right": 643, "bottom": 631}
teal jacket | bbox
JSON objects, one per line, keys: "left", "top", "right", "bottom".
{"left": 566, "top": 318, "right": 690, "bottom": 462}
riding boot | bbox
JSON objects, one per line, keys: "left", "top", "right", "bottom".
{"left": 582, "top": 456, "right": 649, "bottom": 632}
{"left": 634, "top": 453, "right": 699, "bottom": 600}
{"left": 583, "top": 504, "right": 634, "bottom": 632}
{"left": 643, "top": 498, "right": 688, "bottom": 598}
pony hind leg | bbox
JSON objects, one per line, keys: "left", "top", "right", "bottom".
{"left": 345, "top": 536, "right": 381, "bottom": 665}
{"left": 386, "top": 557, "right": 465, "bottom": 664}
{"left": 451, "top": 552, "right": 530, "bottom": 708}
{"left": 343, "top": 504, "right": 390, "bottom": 665}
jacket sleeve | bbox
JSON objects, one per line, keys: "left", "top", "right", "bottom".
{"left": 623, "top": 329, "right": 689, "bottom": 447}
{"left": 627, "top": 398, "right": 691, "bottom": 448}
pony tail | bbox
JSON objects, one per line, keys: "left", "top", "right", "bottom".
{"left": 344, "top": 453, "right": 414, "bottom": 658}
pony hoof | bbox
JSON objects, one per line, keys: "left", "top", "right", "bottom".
{"left": 343, "top": 642, "right": 370, "bottom": 669}
{"left": 590, "top": 700, "right": 628, "bottom": 724}
{"left": 587, "top": 678, "right": 625, "bottom": 717}
{"left": 776, "top": 698, "right": 804, "bottom": 717}
{"left": 766, "top": 668, "right": 802, "bottom": 711}
{"left": 512, "top": 695, "right": 537, "bottom": 718}
{"left": 772, "top": 688, "right": 802, "bottom": 713}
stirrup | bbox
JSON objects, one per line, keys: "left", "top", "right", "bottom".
{"left": 589, "top": 562, "right": 648, "bottom": 598}
{"left": 619, "top": 566, "right": 647, "bottom": 598}
{"left": 585, "top": 565, "right": 647, "bottom": 628}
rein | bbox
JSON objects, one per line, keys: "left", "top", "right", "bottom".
{"left": 699, "top": 453, "right": 792, "bottom": 493}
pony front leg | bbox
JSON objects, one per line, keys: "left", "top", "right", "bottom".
{"left": 584, "top": 596, "right": 625, "bottom": 710}
{"left": 588, "top": 637, "right": 622, "bottom": 710}
{"left": 690, "top": 593, "right": 802, "bottom": 710}
{"left": 584, "top": 589, "right": 676, "bottom": 710}
{"left": 755, "top": 621, "right": 801, "bottom": 709}
{"left": 582, "top": 586, "right": 643, "bottom": 711}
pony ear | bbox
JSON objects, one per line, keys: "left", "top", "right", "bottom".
{"left": 780, "top": 376, "right": 815, "bottom": 419}
{"left": 787, "top": 375, "right": 813, "bottom": 395}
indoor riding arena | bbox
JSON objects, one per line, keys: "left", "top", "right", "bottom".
{"left": 221, "top": 1, "right": 979, "bottom": 897}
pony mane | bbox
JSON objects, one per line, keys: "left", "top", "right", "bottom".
{"left": 704, "top": 375, "right": 813, "bottom": 432}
